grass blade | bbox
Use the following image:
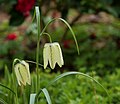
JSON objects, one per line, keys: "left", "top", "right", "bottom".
{"left": 0, "top": 83, "right": 16, "bottom": 95}
{"left": 41, "top": 88, "right": 52, "bottom": 104}
{"left": 35, "top": 88, "right": 52, "bottom": 104}
{"left": 29, "top": 94, "right": 36, "bottom": 104}
{"left": 0, "top": 98, "right": 8, "bottom": 104}
{"left": 47, "top": 71, "right": 109, "bottom": 97}
{"left": 36, "top": 71, "right": 110, "bottom": 103}
{"left": 35, "top": 6, "right": 40, "bottom": 92}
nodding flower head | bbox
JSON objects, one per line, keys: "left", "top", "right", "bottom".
{"left": 14, "top": 60, "right": 31, "bottom": 86}
{"left": 43, "top": 42, "right": 64, "bottom": 69}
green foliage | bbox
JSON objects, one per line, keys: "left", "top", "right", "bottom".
{"left": 1, "top": 19, "right": 120, "bottom": 74}
{"left": 0, "top": 67, "right": 120, "bottom": 103}
{"left": 72, "top": 22, "right": 120, "bottom": 74}
{"left": 0, "top": 0, "right": 17, "bottom": 11}
{"left": 0, "top": 36, "right": 25, "bottom": 71}
{"left": 54, "top": 0, "right": 120, "bottom": 18}
{"left": 9, "top": 10, "right": 25, "bottom": 26}
{"left": 1, "top": 3, "right": 120, "bottom": 104}
{"left": 52, "top": 21, "right": 120, "bottom": 74}
{"left": 30, "top": 94, "right": 36, "bottom": 104}
{"left": 1, "top": 0, "right": 120, "bottom": 26}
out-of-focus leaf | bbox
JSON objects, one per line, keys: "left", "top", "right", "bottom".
{"left": 29, "top": 94, "right": 36, "bottom": 104}
{"left": 9, "top": 10, "right": 25, "bottom": 26}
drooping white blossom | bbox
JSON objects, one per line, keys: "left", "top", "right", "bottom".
{"left": 14, "top": 60, "right": 31, "bottom": 86}
{"left": 43, "top": 42, "right": 64, "bottom": 69}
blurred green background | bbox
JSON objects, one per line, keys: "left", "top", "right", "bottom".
{"left": 0, "top": 0, "right": 120, "bottom": 103}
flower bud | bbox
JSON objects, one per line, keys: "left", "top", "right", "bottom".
{"left": 14, "top": 60, "right": 31, "bottom": 86}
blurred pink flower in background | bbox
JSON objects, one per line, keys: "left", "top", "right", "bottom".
{"left": 6, "top": 33, "right": 17, "bottom": 40}
{"left": 15, "top": 0, "right": 35, "bottom": 17}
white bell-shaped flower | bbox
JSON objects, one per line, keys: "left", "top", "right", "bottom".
{"left": 43, "top": 42, "right": 64, "bottom": 69}
{"left": 14, "top": 60, "right": 31, "bottom": 86}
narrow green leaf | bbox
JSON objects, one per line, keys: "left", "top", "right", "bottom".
{"left": 36, "top": 72, "right": 110, "bottom": 103}
{"left": 0, "top": 91, "right": 7, "bottom": 97}
{"left": 47, "top": 71, "right": 109, "bottom": 97}
{"left": 0, "top": 98, "right": 8, "bottom": 104}
{"left": 35, "top": 6, "right": 40, "bottom": 92}
{"left": 41, "top": 88, "right": 52, "bottom": 104}
{"left": 4, "top": 66, "right": 10, "bottom": 85}
{"left": 29, "top": 94, "right": 36, "bottom": 104}
{"left": 35, "top": 6, "right": 41, "bottom": 36}
{"left": 35, "top": 88, "right": 52, "bottom": 104}
{"left": 0, "top": 83, "right": 16, "bottom": 95}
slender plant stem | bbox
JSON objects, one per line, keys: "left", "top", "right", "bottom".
{"left": 38, "top": 18, "right": 80, "bottom": 54}
{"left": 26, "top": 60, "right": 51, "bottom": 70}
{"left": 43, "top": 33, "right": 52, "bottom": 43}
{"left": 25, "top": 60, "right": 44, "bottom": 67}
{"left": 22, "top": 86, "right": 27, "bottom": 104}
{"left": 36, "top": 39, "right": 40, "bottom": 92}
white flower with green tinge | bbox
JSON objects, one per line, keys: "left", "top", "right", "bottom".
{"left": 43, "top": 42, "right": 64, "bottom": 69}
{"left": 14, "top": 60, "right": 31, "bottom": 86}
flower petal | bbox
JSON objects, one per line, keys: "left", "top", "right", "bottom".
{"left": 21, "top": 61, "right": 31, "bottom": 85}
{"left": 14, "top": 63, "right": 23, "bottom": 86}
{"left": 54, "top": 43, "right": 64, "bottom": 67}
{"left": 49, "top": 44, "right": 57, "bottom": 69}
{"left": 48, "top": 44, "right": 55, "bottom": 69}
{"left": 14, "top": 61, "right": 31, "bottom": 86}
{"left": 43, "top": 43, "right": 50, "bottom": 69}
{"left": 43, "top": 42, "right": 64, "bottom": 69}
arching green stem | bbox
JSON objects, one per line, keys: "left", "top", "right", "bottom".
{"left": 26, "top": 60, "right": 51, "bottom": 70}
{"left": 13, "top": 58, "right": 21, "bottom": 67}
{"left": 25, "top": 60, "right": 44, "bottom": 67}
{"left": 38, "top": 18, "right": 80, "bottom": 54}
{"left": 43, "top": 33, "right": 52, "bottom": 43}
